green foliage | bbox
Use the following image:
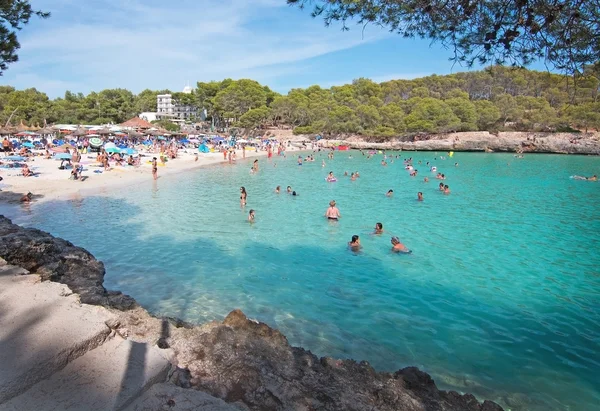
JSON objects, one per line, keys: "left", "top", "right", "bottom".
{"left": 1, "top": 66, "right": 599, "bottom": 137}
{"left": 237, "top": 106, "right": 271, "bottom": 129}
{"left": 152, "top": 119, "right": 179, "bottom": 132}
{"left": 404, "top": 98, "right": 461, "bottom": 132}
{"left": 288, "top": 0, "right": 600, "bottom": 74}
{"left": 213, "top": 79, "right": 267, "bottom": 120}
{"left": 0, "top": 1, "right": 50, "bottom": 74}
{"left": 474, "top": 100, "right": 501, "bottom": 130}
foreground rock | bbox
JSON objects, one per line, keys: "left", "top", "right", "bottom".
{"left": 0, "top": 215, "right": 136, "bottom": 309}
{"left": 0, "top": 216, "right": 504, "bottom": 411}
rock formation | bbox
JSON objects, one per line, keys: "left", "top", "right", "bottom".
{"left": 0, "top": 216, "right": 504, "bottom": 411}
{"left": 341, "top": 131, "right": 600, "bottom": 154}
{"left": 0, "top": 216, "right": 136, "bottom": 309}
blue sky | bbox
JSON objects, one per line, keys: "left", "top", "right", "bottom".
{"left": 2, "top": 0, "right": 540, "bottom": 98}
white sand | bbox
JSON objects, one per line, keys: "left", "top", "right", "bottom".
{"left": 0, "top": 147, "right": 285, "bottom": 203}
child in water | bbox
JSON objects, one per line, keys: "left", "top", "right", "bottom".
{"left": 248, "top": 209, "right": 255, "bottom": 222}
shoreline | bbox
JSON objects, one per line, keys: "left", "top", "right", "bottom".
{"left": 0, "top": 216, "right": 504, "bottom": 410}
{"left": 0, "top": 148, "right": 275, "bottom": 205}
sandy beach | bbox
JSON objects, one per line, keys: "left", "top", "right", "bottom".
{"left": 0, "top": 147, "right": 274, "bottom": 204}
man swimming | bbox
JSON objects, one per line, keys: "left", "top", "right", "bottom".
{"left": 391, "top": 236, "right": 411, "bottom": 253}
{"left": 417, "top": 192, "right": 423, "bottom": 201}
{"left": 386, "top": 189, "right": 393, "bottom": 197}
{"left": 348, "top": 235, "right": 361, "bottom": 251}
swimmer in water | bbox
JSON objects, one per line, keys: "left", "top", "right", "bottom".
{"left": 573, "top": 174, "right": 598, "bottom": 181}
{"left": 391, "top": 236, "right": 411, "bottom": 253}
{"left": 275, "top": 186, "right": 280, "bottom": 194}
{"left": 386, "top": 189, "right": 393, "bottom": 197}
{"left": 348, "top": 235, "right": 361, "bottom": 251}
{"left": 439, "top": 182, "right": 445, "bottom": 191}
{"left": 20, "top": 192, "right": 33, "bottom": 203}
{"left": 240, "top": 187, "right": 247, "bottom": 206}
{"left": 287, "top": 186, "right": 292, "bottom": 194}
{"left": 326, "top": 171, "right": 336, "bottom": 182}
{"left": 373, "top": 222, "right": 384, "bottom": 235}
{"left": 424, "top": 177, "right": 429, "bottom": 182}
{"left": 325, "top": 200, "right": 341, "bottom": 220}
{"left": 417, "top": 192, "right": 423, "bottom": 201}
{"left": 292, "top": 191, "right": 298, "bottom": 196}
{"left": 443, "top": 185, "right": 450, "bottom": 194}
{"left": 248, "top": 209, "right": 255, "bottom": 222}
{"left": 322, "top": 160, "right": 326, "bottom": 167}
{"left": 297, "top": 156, "right": 303, "bottom": 166}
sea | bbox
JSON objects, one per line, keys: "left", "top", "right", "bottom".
{"left": 2, "top": 150, "right": 599, "bottom": 410}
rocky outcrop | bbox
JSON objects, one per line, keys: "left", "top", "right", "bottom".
{"left": 0, "top": 216, "right": 136, "bottom": 309}
{"left": 338, "top": 131, "right": 600, "bottom": 154}
{"left": 0, "top": 216, "right": 504, "bottom": 411}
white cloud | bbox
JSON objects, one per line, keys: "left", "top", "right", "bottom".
{"left": 2, "top": 0, "right": 387, "bottom": 97}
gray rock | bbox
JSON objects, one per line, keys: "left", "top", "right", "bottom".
{"left": 0, "top": 216, "right": 137, "bottom": 310}
{"left": 1, "top": 217, "right": 504, "bottom": 411}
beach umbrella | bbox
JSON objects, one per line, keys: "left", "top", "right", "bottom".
{"left": 89, "top": 138, "right": 103, "bottom": 147}
{"left": 36, "top": 127, "right": 55, "bottom": 135}
{"left": 157, "top": 136, "right": 166, "bottom": 141}
{"left": 22, "top": 142, "right": 35, "bottom": 148}
{"left": 72, "top": 127, "right": 88, "bottom": 137}
{"left": 55, "top": 153, "right": 72, "bottom": 160}
{"left": 104, "top": 142, "right": 117, "bottom": 149}
{"left": 97, "top": 127, "right": 111, "bottom": 135}
{"left": 105, "top": 147, "right": 121, "bottom": 154}
{"left": 5, "top": 155, "right": 26, "bottom": 161}
{"left": 120, "top": 147, "right": 138, "bottom": 155}
{"left": 127, "top": 131, "right": 143, "bottom": 139}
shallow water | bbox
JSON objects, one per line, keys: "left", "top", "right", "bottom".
{"left": 5, "top": 151, "right": 600, "bottom": 410}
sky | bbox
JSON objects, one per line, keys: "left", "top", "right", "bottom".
{"left": 2, "top": 0, "right": 542, "bottom": 98}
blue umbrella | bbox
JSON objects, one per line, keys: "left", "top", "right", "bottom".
{"left": 121, "top": 147, "right": 137, "bottom": 155}
{"left": 23, "top": 142, "right": 35, "bottom": 148}
{"left": 55, "top": 153, "right": 72, "bottom": 160}
{"left": 5, "top": 156, "right": 26, "bottom": 161}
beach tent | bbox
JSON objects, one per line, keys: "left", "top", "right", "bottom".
{"left": 199, "top": 144, "right": 210, "bottom": 153}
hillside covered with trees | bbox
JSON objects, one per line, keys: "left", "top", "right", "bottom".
{"left": 1, "top": 66, "right": 598, "bottom": 138}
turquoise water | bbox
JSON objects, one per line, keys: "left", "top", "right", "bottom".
{"left": 4, "top": 151, "right": 600, "bottom": 410}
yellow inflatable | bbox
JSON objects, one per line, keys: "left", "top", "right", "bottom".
{"left": 449, "top": 151, "right": 454, "bottom": 157}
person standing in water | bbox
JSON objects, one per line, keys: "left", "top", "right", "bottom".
{"left": 240, "top": 186, "right": 247, "bottom": 206}
{"left": 417, "top": 192, "right": 424, "bottom": 201}
{"left": 151, "top": 157, "right": 158, "bottom": 180}
{"left": 248, "top": 209, "right": 255, "bottom": 222}
{"left": 253, "top": 159, "right": 259, "bottom": 172}
{"left": 386, "top": 189, "right": 393, "bottom": 197}
{"left": 325, "top": 200, "right": 341, "bottom": 220}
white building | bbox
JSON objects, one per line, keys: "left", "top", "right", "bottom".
{"left": 156, "top": 86, "right": 198, "bottom": 121}
{"left": 139, "top": 112, "right": 158, "bottom": 122}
